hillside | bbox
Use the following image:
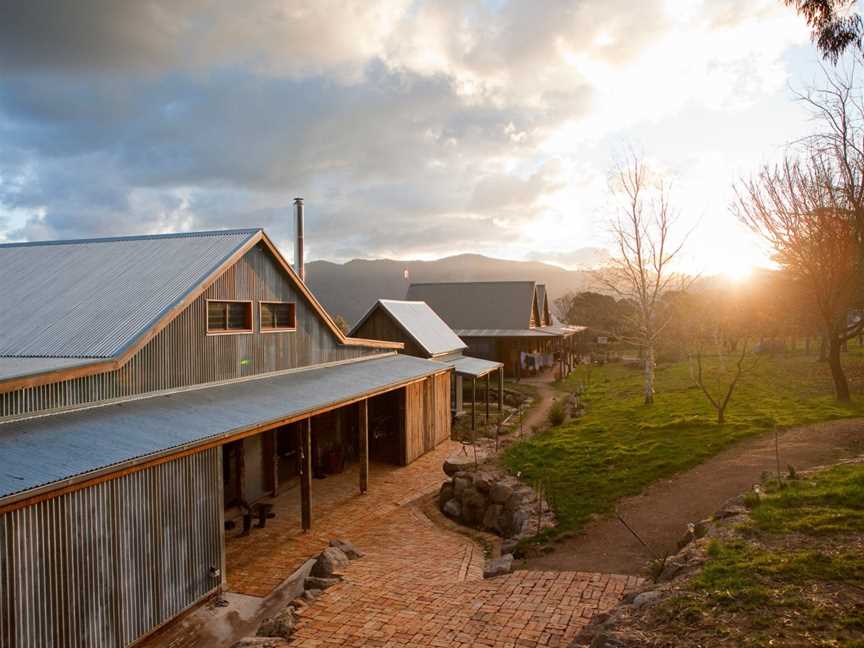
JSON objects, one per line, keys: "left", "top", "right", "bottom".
{"left": 305, "top": 253, "right": 596, "bottom": 325}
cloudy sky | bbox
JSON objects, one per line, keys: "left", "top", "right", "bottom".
{"left": 0, "top": 0, "right": 832, "bottom": 276}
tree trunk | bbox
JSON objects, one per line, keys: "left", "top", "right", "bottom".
{"left": 717, "top": 407, "right": 725, "bottom": 425}
{"left": 828, "top": 336, "right": 851, "bottom": 402}
{"left": 643, "top": 346, "right": 655, "bottom": 405}
{"left": 819, "top": 336, "right": 828, "bottom": 362}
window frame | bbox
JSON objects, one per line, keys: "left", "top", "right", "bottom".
{"left": 259, "top": 300, "right": 298, "bottom": 333}
{"left": 205, "top": 299, "right": 254, "bottom": 336}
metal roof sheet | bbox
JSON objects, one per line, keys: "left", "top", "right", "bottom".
{"left": 441, "top": 355, "right": 502, "bottom": 378}
{"left": 0, "top": 354, "right": 448, "bottom": 502}
{"left": 405, "top": 281, "right": 536, "bottom": 330}
{"left": 0, "top": 229, "right": 259, "bottom": 359}
{"left": 351, "top": 300, "right": 467, "bottom": 357}
{"left": 0, "top": 357, "right": 106, "bottom": 383}
{"left": 454, "top": 329, "right": 555, "bottom": 338}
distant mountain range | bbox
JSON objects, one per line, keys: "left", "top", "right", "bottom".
{"left": 305, "top": 253, "right": 597, "bottom": 325}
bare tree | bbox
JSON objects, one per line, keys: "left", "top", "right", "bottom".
{"left": 734, "top": 155, "right": 863, "bottom": 401}
{"left": 691, "top": 342, "right": 757, "bottom": 424}
{"left": 601, "top": 153, "right": 690, "bottom": 405}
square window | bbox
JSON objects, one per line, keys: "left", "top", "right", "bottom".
{"left": 207, "top": 301, "right": 253, "bottom": 333}
{"left": 260, "top": 302, "right": 296, "bottom": 331}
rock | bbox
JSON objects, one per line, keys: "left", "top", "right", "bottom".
{"left": 461, "top": 487, "right": 487, "bottom": 526}
{"left": 312, "top": 547, "right": 349, "bottom": 578}
{"left": 233, "top": 639, "right": 288, "bottom": 648}
{"left": 304, "top": 576, "right": 341, "bottom": 590}
{"left": 303, "top": 589, "right": 321, "bottom": 601}
{"left": 507, "top": 509, "right": 530, "bottom": 537}
{"left": 443, "top": 455, "right": 474, "bottom": 477}
{"left": 490, "top": 483, "right": 513, "bottom": 504}
{"left": 714, "top": 504, "right": 748, "bottom": 520}
{"left": 483, "top": 554, "right": 514, "bottom": 578}
{"left": 501, "top": 538, "right": 520, "bottom": 555}
{"left": 443, "top": 498, "right": 462, "bottom": 519}
{"left": 631, "top": 591, "right": 662, "bottom": 609}
{"left": 257, "top": 606, "right": 297, "bottom": 640}
{"left": 473, "top": 472, "right": 493, "bottom": 493}
{"left": 453, "top": 476, "right": 471, "bottom": 498}
{"left": 482, "top": 503, "right": 503, "bottom": 532}
{"left": 438, "top": 482, "right": 455, "bottom": 509}
{"left": 329, "top": 538, "right": 364, "bottom": 560}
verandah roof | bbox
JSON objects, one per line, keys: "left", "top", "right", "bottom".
{"left": 0, "top": 354, "right": 449, "bottom": 505}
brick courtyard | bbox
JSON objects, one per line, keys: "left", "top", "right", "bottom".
{"left": 148, "top": 439, "right": 639, "bottom": 647}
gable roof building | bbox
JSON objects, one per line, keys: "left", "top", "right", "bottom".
{"left": 0, "top": 225, "right": 455, "bottom": 648}
{"left": 405, "top": 280, "right": 583, "bottom": 376}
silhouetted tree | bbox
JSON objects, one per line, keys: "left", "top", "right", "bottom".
{"left": 735, "top": 157, "right": 864, "bottom": 401}
{"left": 785, "top": 0, "right": 863, "bottom": 62}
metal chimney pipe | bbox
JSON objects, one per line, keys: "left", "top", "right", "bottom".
{"left": 294, "top": 197, "right": 305, "bottom": 282}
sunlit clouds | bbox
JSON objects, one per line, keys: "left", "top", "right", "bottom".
{"left": 0, "top": 0, "right": 822, "bottom": 276}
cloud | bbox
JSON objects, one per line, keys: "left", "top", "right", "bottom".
{"left": 0, "top": 0, "right": 812, "bottom": 269}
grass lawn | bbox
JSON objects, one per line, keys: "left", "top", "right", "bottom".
{"left": 502, "top": 346, "right": 864, "bottom": 535}
{"left": 653, "top": 463, "right": 864, "bottom": 647}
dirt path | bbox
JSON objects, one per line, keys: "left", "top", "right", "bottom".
{"left": 518, "top": 370, "right": 562, "bottom": 432}
{"left": 524, "top": 419, "right": 864, "bottom": 576}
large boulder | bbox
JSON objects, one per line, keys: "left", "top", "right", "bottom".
{"left": 483, "top": 554, "right": 514, "bottom": 579}
{"left": 329, "top": 539, "right": 364, "bottom": 560}
{"left": 304, "top": 576, "right": 341, "bottom": 590}
{"left": 311, "top": 547, "right": 349, "bottom": 578}
{"left": 453, "top": 476, "right": 471, "bottom": 498}
{"left": 483, "top": 504, "right": 504, "bottom": 533}
{"left": 257, "top": 607, "right": 297, "bottom": 640}
{"left": 443, "top": 499, "right": 462, "bottom": 519}
{"left": 443, "top": 455, "right": 474, "bottom": 477}
{"left": 473, "top": 472, "right": 493, "bottom": 493}
{"left": 489, "top": 483, "right": 513, "bottom": 504}
{"left": 439, "top": 482, "right": 455, "bottom": 509}
{"left": 461, "top": 487, "right": 488, "bottom": 526}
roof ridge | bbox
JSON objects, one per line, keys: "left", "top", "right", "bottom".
{"left": 408, "top": 280, "right": 536, "bottom": 286}
{"left": 0, "top": 228, "right": 262, "bottom": 249}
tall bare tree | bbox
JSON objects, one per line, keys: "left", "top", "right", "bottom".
{"left": 601, "top": 153, "right": 690, "bottom": 405}
{"left": 735, "top": 156, "right": 863, "bottom": 401}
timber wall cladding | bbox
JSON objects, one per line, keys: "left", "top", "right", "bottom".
{"left": 0, "top": 448, "right": 223, "bottom": 648}
{"left": 0, "top": 244, "right": 387, "bottom": 420}
{"left": 403, "top": 372, "right": 451, "bottom": 464}
{"left": 353, "top": 310, "right": 425, "bottom": 358}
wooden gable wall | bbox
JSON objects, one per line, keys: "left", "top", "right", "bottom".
{"left": 0, "top": 243, "right": 387, "bottom": 421}
{"left": 352, "top": 308, "right": 427, "bottom": 359}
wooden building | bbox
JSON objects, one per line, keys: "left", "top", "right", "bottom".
{"left": 405, "top": 281, "right": 583, "bottom": 377}
{"left": 0, "top": 226, "right": 452, "bottom": 647}
{"left": 350, "top": 299, "right": 504, "bottom": 438}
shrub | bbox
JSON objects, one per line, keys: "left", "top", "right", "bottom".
{"left": 548, "top": 400, "right": 566, "bottom": 427}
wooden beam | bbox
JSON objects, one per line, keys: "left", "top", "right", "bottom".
{"left": 485, "top": 372, "right": 490, "bottom": 432}
{"left": 300, "top": 419, "right": 312, "bottom": 531}
{"left": 498, "top": 368, "right": 504, "bottom": 413}
{"left": 471, "top": 377, "right": 477, "bottom": 444}
{"left": 359, "top": 400, "right": 369, "bottom": 494}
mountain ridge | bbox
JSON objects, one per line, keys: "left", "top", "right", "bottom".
{"left": 305, "top": 253, "right": 597, "bottom": 325}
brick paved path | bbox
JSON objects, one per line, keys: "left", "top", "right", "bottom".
{"left": 290, "top": 500, "right": 638, "bottom": 648}
{"left": 287, "top": 488, "right": 640, "bottom": 648}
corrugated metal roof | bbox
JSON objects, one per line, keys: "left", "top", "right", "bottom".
{"left": 441, "top": 355, "right": 502, "bottom": 378}
{"left": 0, "top": 354, "right": 449, "bottom": 502}
{"left": 455, "top": 329, "right": 554, "bottom": 338}
{"left": 0, "top": 357, "right": 106, "bottom": 382}
{"left": 406, "top": 281, "right": 537, "bottom": 331}
{"left": 351, "top": 300, "right": 467, "bottom": 357}
{"left": 0, "top": 229, "right": 259, "bottom": 359}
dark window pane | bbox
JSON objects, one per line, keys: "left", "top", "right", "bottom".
{"left": 227, "top": 302, "right": 250, "bottom": 330}
{"left": 261, "top": 302, "right": 295, "bottom": 329}
{"left": 208, "top": 302, "right": 227, "bottom": 330}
